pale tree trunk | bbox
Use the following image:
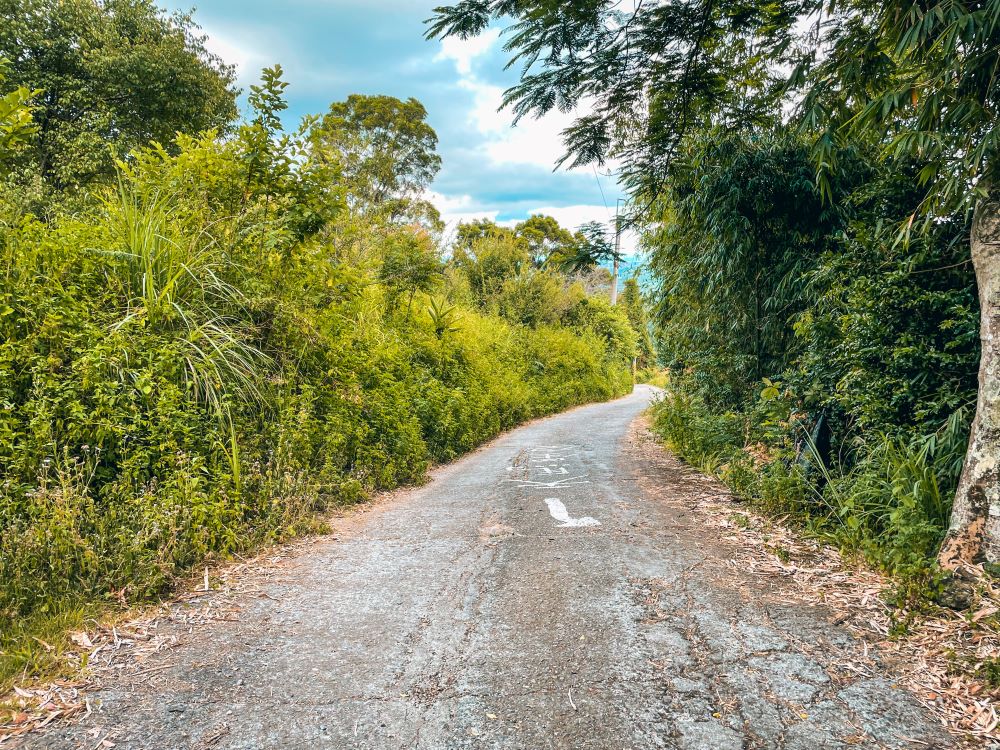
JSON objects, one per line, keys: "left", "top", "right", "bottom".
{"left": 610, "top": 256, "right": 619, "bottom": 306}
{"left": 939, "top": 194, "right": 1000, "bottom": 569}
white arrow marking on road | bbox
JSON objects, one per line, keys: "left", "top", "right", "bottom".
{"left": 543, "top": 498, "right": 600, "bottom": 528}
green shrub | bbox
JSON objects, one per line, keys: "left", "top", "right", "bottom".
{"left": 650, "top": 379, "right": 964, "bottom": 592}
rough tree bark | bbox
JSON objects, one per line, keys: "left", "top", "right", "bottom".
{"left": 939, "top": 193, "right": 1000, "bottom": 569}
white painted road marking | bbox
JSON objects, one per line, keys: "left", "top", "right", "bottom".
{"left": 506, "top": 477, "right": 590, "bottom": 488}
{"left": 543, "top": 498, "right": 600, "bottom": 528}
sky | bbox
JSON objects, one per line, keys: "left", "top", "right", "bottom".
{"left": 162, "top": 0, "right": 637, "bottom": 254}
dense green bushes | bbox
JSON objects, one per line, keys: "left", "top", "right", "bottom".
{"left": 0, "top": 64, "right": 634, "bottom": 683}
{"left": 651, "top": 386, "right": 965, "bottom": 586}
{"left": 647, "top": 132, "right": 978, "bottom": 591}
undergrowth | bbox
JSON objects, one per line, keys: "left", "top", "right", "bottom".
{"left": 649, "top": 383, "right": 968, "bottom": 600}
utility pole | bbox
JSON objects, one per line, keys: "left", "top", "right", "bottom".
{"left": 611, "top": 198, "right": 623, "bottom": 306}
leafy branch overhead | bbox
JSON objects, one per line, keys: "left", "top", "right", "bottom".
{"left": 427, "top": 0, "right": 800, "bottom": 204}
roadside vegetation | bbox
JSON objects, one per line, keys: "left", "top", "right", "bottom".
{"left": 646, "top": 134, "right": 977, "bottom": 595}
{"left": 0, "top": 1, "right": 639, "bottom": 687}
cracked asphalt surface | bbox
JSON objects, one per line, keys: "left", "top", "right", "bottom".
{"left": 25, "top": 385, "right": 953, "bottom": 749}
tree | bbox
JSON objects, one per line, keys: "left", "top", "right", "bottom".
{"left": 790, "top": 1, "right": 1000, "bottom": 568}
{"left": 515, "top": 214, "right": 580, "bottom": 266}
{"left": 0, "top": 0, "right": 238, "bottom": 190}
{"left": 455, "top": 214, "right": 583, "bottom": 267}
{"left": 454, "top": 217, "right": 517, "bottom": 250}
{"left": 452, "top": 228, "right": 531, "bottom": 306}
{"left": 379, "top": 227, "right": 443, "bottom": 312}
{"left": 648, "top": 132, "right": 856, "bottom": 403}
{"left": 620, "top": 277, "right": 655, "bottom": 370}
{"left": 310, "top": 94, "right": 442, "bottom": 226}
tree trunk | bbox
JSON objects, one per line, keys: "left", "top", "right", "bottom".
{"left": 939, "top": 194, "right": 1000, "bottom": 569}
{"left": 610, "top": 256, "right": 619, "bottom": 306}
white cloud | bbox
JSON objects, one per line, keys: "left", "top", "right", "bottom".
{"left": 199, "top": 24, "right": 272, "bottom": 90}
{"left": 434, "top": 29, "right": 501, "bottom": 75}
{"left": 522, "top": 204, "right": 613, "bottom": 231}
{"left": 426, "top": 191, "right": 500, "bottom": 234}
{"left": 425, "top": 27, "right": 628, "bottom": 236}
{"left": 433, "top": 31, "right": 582, "bottom": 172}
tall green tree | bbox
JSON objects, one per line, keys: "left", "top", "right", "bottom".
{"left": 620, "top": 277, "right": 655, "bottom": 370}
{"left": 0, "top": 0, "right": 238, "bottom": 191}
{"left": 791, "top": 0, "right": 1000, "bottom": 568}
{"left": 309, "top": 94, "right": 442, "bottom": 226}
{"left": 454, "top": 217, "right": 517, "bottom": 250}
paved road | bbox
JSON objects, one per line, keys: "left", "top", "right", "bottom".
{"left": 28, "top": 386, "right": 951, "bottom": 749}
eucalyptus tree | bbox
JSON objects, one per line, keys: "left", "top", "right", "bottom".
{"left": 310, "top": 94, "right": 442, "bottom": 226}
{"left": 516, "top": 213, "right": 581, "bottom": 266}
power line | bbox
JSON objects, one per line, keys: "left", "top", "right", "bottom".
{"left": 591, "top": 165, "right": 612, "bottom": 221}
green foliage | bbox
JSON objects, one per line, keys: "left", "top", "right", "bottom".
{"left": 380, "top": 228, "right": 443, "bottom": 310}
{"left": 453, "top": 215, "right": 585, "bottom": 269}
{"left": 820, "top": 419, "right": 966, "bottom": 579}
{"left": 793, "top": 0, "right": 1000, "bottom": 219}
{"left": 309, "top": 94, "right": 442, "bottom": 226}
{"left": 649, "top": 389, "right": 744, "bottom": 474}
{"left": 553, "top": 220, "right": 623, "bottom": 275}
{"left": 515, "top": 214, "right": 580, "bottom": 266}
{"left": 452, "top": 229, "right": 532, "bottom": 304}
{"left": 643, "top": 129, "right": 977, "bottom": 592}
{"left": 621, "top": 277, "right": 655, "bottom": 369}
{"left": 649, "top": 132, "right": 857, "bottom": 407}
{"left": 0, "top": 59, "right": 37, "bottom": 167}
{"left": 0, "top": 0, "right": 238, "bottom": 191}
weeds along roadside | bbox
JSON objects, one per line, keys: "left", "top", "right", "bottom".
{"left": 648, "top": 378, "right": 970, "bottom": 603}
